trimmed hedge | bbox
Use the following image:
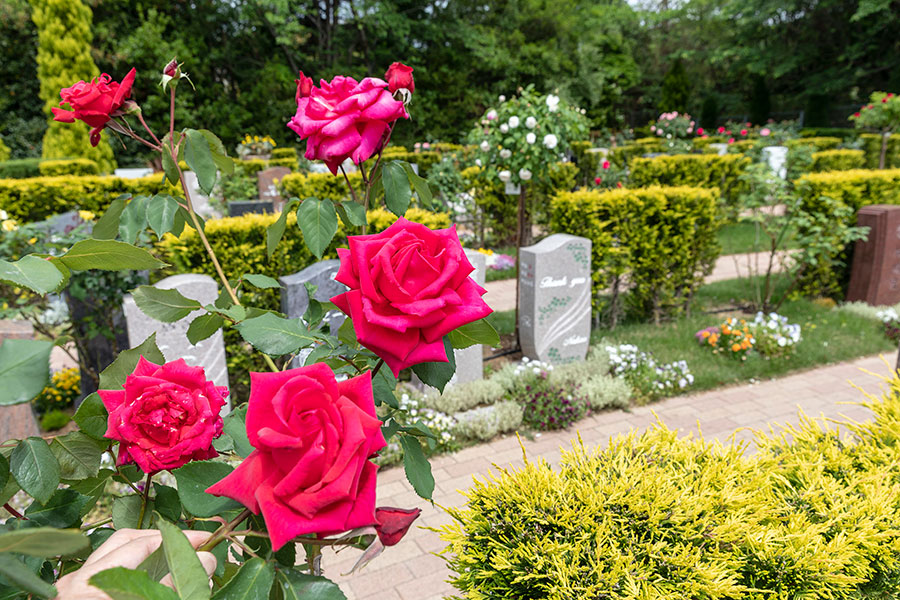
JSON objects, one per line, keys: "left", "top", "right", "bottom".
{"left": 38, "top": 158, "right": 99, "bottom": 177}
{"left": 280, "top": 171, "right": 362, "bottom": 203}
{"left": 799, "top": 127, "right": 858, "bottom": 140}
{"left": 795, "top": 168, "right": 900, "bottom": 296}
{"left": 860, "top": 133, "right": 900, "bottom": 169}
{"left": 692, "top": 136, "right": 727, "bottom": 151}
{"left": 551, "top": 186, "right": 720, "bottom": 322}
{"left": 440, "top": 378, "right": 900, "bottom": 598}
{"left": 811, "top": 149, "right": 866, "bottom": 172}
{"left": 0, "top": 174, "right": 180, "bottom": 223}
{"left": 270, "top": 147, "right": 299, "bottom": 160}
{"left": 726, "top": 139, "right": 756, "bottom": 153}
{"left": 628, "top": 153, "right": 750, "bottom": 208}
{"left": 0, "top": 138, "right": 9, "bottom": 162}
{"left": 609, "top": 138, "right": 664, "bottom": 169}
{"left": 0, "top": 158, "right": 42, "bottom": 179}
{"left": 785, "top": 136, "right": 841, "bottom": 151}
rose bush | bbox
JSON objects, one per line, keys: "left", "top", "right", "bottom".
{"left": 51, "top": 68, "right": 136, "bottom": 146}
{"left": 331, "top": 218, "right": 493, "bottom": 375}
{"left": 99, "top": 357, "right": 227, "bottom": 473}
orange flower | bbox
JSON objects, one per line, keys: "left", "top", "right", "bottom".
{"left": 731, "top": 343, "right": 741, "bottom": 352}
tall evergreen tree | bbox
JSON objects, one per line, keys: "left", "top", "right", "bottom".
{"left": 660, "top": 58, "right": 690, "bottom": 113}
{"left": 30, "top": 0, "right": 115, "bottom": 172}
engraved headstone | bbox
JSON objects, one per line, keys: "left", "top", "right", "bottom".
{"left": 763, "top": 145, "right": 788, "bottom": 179}
{"left": 519, "top": 234, "right": 592, "bottom": 364}
{"left": 450, "top": 250, "right": 487, "bottom": 384}
{"left": 122, "top": 274, "right": 229, "bottom": 403}
{"left": 114, "top": 168, "right": 154, "bottom": 179}
{"left": 0, "top": 321, "right": 41, "bottom": 442}
{"left": 34, "top": 211, "right": 86, "bottom": 236}
{"left": 228, "top": 200, "right": 274, "bottom": 217}
{"left": 257, "top": 167, "right": 291, "bottom": 212}
{"left": 846, "top": 205, "right": 900, "bottom": 305}
{"left": 280, "top": 260, "right": 347, "bottom": 333}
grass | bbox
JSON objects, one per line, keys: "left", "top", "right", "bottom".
{"left": 717, "top": 220, "right": 799, "bottom": 256}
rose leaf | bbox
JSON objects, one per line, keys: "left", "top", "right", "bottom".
{"left": 0, "top": 338, "right": 52, "bottom": 406}
{"left": 275, "top": 569, "right": 346, "bottom": 600}
{"left": 10, "top": 437, "right": 59, "bottom": 504}
{"left": 112, "top": 496, "right": 153, "bottom": 530}
{"left": 184, "top": 129, "right": 218, "bottom": 196}
{"left": 447, "top": 318, "right": 500, "bottom": 349}
{"left": 24, "top": 488, "right": 90, "bottom": 528}
{"left": 0, "top": 528, "right": 90, "bottom": 558}
{"left": 410, "top": 337, "right": 456, "bottom": 393}
{"left": 92, "top": 193, "right": 131, "bottom": 240}
{"left": 265, "top": 199, "right": 300, "bottom": 259}
{"left": 72, "top": 393, "right": 109, "bottom": 440}
{"left": 99, "top": 333, "right": 165, "bottom": 390}
{"left": 158, "top": 516, "right": 213, "bottom": 600}
{"left": 210, "top": 557, "right": 273, "bottom": 600}
{"left": 0, "top": 554, "right": 57, "bottom": 599}
{"left": 297, "top": 197, "right": 338, "bottom": 259}
{"left": 50, "top": 431, "right": 104, "bottom": 479}
{"left": 58, "top": 239, "right": 167, "bottom": 271}
{"left": 146, "top": 194, "right": 181, "bottom": 240}
{"left": 382, "top": 161, "right": 411, "bottom": 217}
{"left": 0, "top": 255, "right": 66, "bottom": 295}
{"left": 89, "top": 567, "right": 180, "bottom": 600}
{"left": 399, "top": 436, "right": 435, "bottom": 501}
{"left": 132, "top": 285, "right": 203, "bottom": 323}
{"left": 187, "top": 313, "right": 225, "bottom": 345}
{"left": 235, "top": 313, "right": 316, "bottom": 356}
{"left": 171, "top": 461, "right": 243, "bottom": 518}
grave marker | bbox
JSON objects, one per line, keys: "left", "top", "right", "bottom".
{"left": 0, "top": 321, "right": 40, "bottom": 442}
{"left": 451, "top": 250, "right": 487, "bottom": 384}
{"left": 847, "top": 205, "right": 900, "bottom": 306}
{"left": 257, "top": 167, "right": 291, "bottom": 212}
{"left": 518, "top": 233, "right": 592, "bottom": 364}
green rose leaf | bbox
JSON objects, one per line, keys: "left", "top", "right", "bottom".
{"left": 146, "top": 195, "right": 182, "bottom": 240}
{"left": 382, "top": 161, "right": 411, "bottom": 217}
{"left": 152, "top": 484, "right": 182, "bottom": 522}
{"left": 211, "top": 557, "right": 274, "bottom": 600}
{"left": 158, "top": 516, "right": 212, "bottom": 600}
{"left": 59, "top": 239, "right": 167, "bottom": 271}
{"left": 372, "top": 367, "right": 399, "bottom": 409}
{"left": 0, "top": 527, "right": 90, "bottom": 557}
{"left": 112, "top": 495, "right": 154, "bottom": 530}
{"left": 399, "top": 435, "right": 435, "bottom": 500}
{"left": 118, "top": 195, "right": 150, "bottom": 244}
{"left": 72, "top": 393, "right": 109, "bottom": 440}
{"left": 132, "top": 286, "right": 203, "bottom": 323}
{"left": 0, "top": 455, "right": 8, "bottom": 493}
{"left": 187, "top": 313, "right": 224, "bottom": 345}
{"left": 275, "top": 569, "right": 346, "bottom": 600}
{"left": 198, "top": 129, "right": 234, "bottom": 176}
{"left": 235, "top": 313, "right": 316, "bottom": 356}
{"left": 99, "top": 333, "right": 165, "bottom": 390}
{"left": 0, "top": 338, "right": 52, "bottom": 406}
{"left": 338, "top": 201, "right": 367, "bottom": 227}
{"left": 67, "top": 469, "right": 114, "bottom": 512}
{"left": 24, "top": 488, "right": 90, "bottom": 528}
{"left": 184, "top": 128, "right": 218, "bottom": 196}
{"left": 400, "top": 161, "right": 433, "bottom": 209}
{"left": 92, "top": 193, "right": 130, "bottom": 240}
{"left": 10, "top": 437, "right": 60, "bottom": 504}
{"left": 447, "top": 318, "right": 500, "bottom": 349}
{"left": 222, "top": 405, "right": 254, "bottom": 459}
{"left": 50, "top": 431, "right": 105, "bottom": 479}
{"left": 90, "top": 567, "right": 180, "bottom": 600}
{"left": 265, "top": 199, "right": 300, "bottom": 259}
{"left": 0, "top": 554, "right": 56, "bottom": 599}
{"left": 297, "top": 197, "right": 338, "bottom": 259}
{"left": 161, "top": 133, "right": 181, "bottom": 186}
{"left": 0, "top": 255, "right": 66, "bottom": 294}
{"left": 171, "top": 461, "right": 242, "bottom": 518}
{"left": 411, "top": 337, "right": 456, "bottom": 393}
{"left": 242, "top": 274, "right": 282, "bottom": 289}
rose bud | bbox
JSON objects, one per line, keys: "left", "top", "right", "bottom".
{"left": 374, "top": 507, "right": 421, "bottom": 546}
{"left": 164, "top": 58, "right": 178, "bottom": 77}
{"left": 295, "top": 71, "right": 314, "bottom": 103}
{"left": 385, "top": 62, "right": 415, "bottom": 94}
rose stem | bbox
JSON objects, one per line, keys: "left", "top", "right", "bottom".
{"left": 339, "top": 355, "right": 363, "bottom": 374}
{"left": 115, "top": 461, "right": 142, "bottom": 495}
{"left": 339, "top": 165, "right": 362, "bottom": 208}
{"left": 361, "top": 123, "right": 396, "bottom": 235}
{"left": 80, "top": 516, "right": 113, "bottom": 531}
{"left": 371, "top": 358, "right": 385, "bottom": 377}
{"left": 166, "top": 85, "right": 280, "bottom": 374}
{"left": 3, "top": 503, "right": 26, "bottom": 521}
{"left": 198, "top": 508, "right": 253, "bottom": 553}
{"left": 304, "top": 543, "right": 322, "bottom": 575}
{"left": 136, "top": 111, "right": 162, "bottom": 146}
{"left": 136, "top": 472, "right": 153, "bottom": 529}
{"left": 225, "top": 534, "right": 260, "bottom": 559}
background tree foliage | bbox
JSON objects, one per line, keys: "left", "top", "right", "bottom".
{"left": 2, "top": 0, "right": 898, "bottom": 162}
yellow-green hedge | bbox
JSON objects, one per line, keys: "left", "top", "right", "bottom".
{"left": 571, "top": 141, "right": 601, "bottom": 187}
{"left": 270, "top": 147, "right": 299, "bottom": 160}
{"left": 628, "top": 153, "right": 750, "bottom": 208}
{"left": 795, "top": 168, "right": 900, "bottom": 296}
{"left": 860, "top": 133, "right": 900, "bottom": 169}
{"left": 280, "top": 171, "right": 362, "bottom": 203}
{"left": 441, "top": 377, "right": 900, "bottom": 598}
{"left": 551, "top": 186, "right": 719, "bottom": 322}
{"left": 811, "top": 149, "right": 866, "bottom": 172}
{"left": 609, "top": 138, "right": 664, "bottom": 169}
{"left": 785, "top": 136, "right": 842, "bottom": 152}
{"left": 726, "top": 139, "right": 756, "bottom": 153}
{"left": 0, "top": 137, "right": 9, "bottom": 162}
{"left": 38, "top": 158, "right": 99, "bottom": 177}
{"left": 692, "top": 136, "right": 727, "bottom": 151}
{"left": 0, "top": 174, "right": 180, "bottom": 223}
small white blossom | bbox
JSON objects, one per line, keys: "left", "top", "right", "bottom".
{"left": 526, "top": 132, "right": 536, "bottom": 144}
{"left": 500, "top": 124, "right": 509, "bottom": 133}
{"left": 543, "top": 134, "right": 558, "bottom": 149}
{"left": 486, "top": 109, "right": 498, "bottom": 121}
{"left": 499, "top": 94, "right": 506, "bottom": 102}
{"left": 525, "top": 116, "right": 537, "bottom": 129}
{"left": 479, "top": 140, "right": 490, "bottom": 152}
{"left": 518, "top": 168, "right": 532, "bottom": 181}
{"left": 545, "top": 94, "right": 560, "bottom": 112}
{"left": 500, "top": 148, "right": 512, "bottom": 159}
{"left": 498, "top": 170, "right": 512, "bottom": 182}
{"left": 508, "top": 116, "right": 520, "bottom": 129}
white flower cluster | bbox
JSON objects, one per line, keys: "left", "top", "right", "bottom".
{"left": 751, "top": 312, "right": 801, "bottom": 349}
{"left": 514, "top": 356, "right": 554, "bottom": 378}
{"left": 877, "top": 307, "right": 900, "bottom": 324}
{"left": 398, "top": 392, "right": 456, "bottom": 445}
{"left": 605, "top": 344, "right": 694, "bottom": 391}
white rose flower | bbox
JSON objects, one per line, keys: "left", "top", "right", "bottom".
{"left": 479, "top": 140, "right": 490, "bottom": 152}
{"left": 475, "top": 158, "right": 482, "bottom": 167}
{"left": 526, "top": 132, "right": 536, "bottom": 144}
{"left": 666, "top": 133, "right": 672, "bottom": 139}
{"left": 498, "top": 170, "right": 512, "bottom": 182}
{"left": 546, "top": 94, "right": 560, "bottom": 111}
{"left": 518, "top": 168, "right": 532, "bottom": 181}
{"left": 0, "top": 210, "right": 7, "bottom": 220}
{"left": 508, "top": 116, "right": 520, "bottom": 129}
{"left": 580, "top": 108, "right": 586, "bottom": 114}
{"left": 500, "top": 124, "right": 509, "bottom": 133}
{"left": 525, "top": 116, "right": 537, "bottom": 129}
{"left": 542, "top": 133, "right": 558, "bottom": 149}
{"left": 499, "top": 148, "right": 512, "bottom": 159}
{"left": 499, "top": 94, "right": 506, "bottom": 102}
{"left": 486, "top": 109, "right": 498, "bottom": 121}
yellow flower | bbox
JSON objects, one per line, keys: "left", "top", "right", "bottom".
{"left": 28, "top": 237, "right": 37, "bottom": 244}
{"left": 1, "top": 219, "right": 18, "bottom": 232}
{"left": 78, "top": 210, "right": 95, "bottom": 222}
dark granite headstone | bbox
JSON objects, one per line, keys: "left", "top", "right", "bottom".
{"left": 228, "top": 200, "right": 274, "bottom": 217}
{"left": 280, "top": 260, "right": 347, "bottom": 333}
{"left": 847, "top": 205, "right": 900, "bottom": 305}
{"left": 257, "top": 167, "right": 291, "bottom": 212}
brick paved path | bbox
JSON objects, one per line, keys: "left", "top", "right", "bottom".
{"left": 326, "top": 354, "right": 895, "bottom": 600}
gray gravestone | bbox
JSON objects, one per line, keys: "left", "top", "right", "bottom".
{"left": 0, "top": 321, "right": 41, "bottom": 442}
{"left": 280, "top": 260, "right": 347, "bottom": 333}
{"left": 450, "top": 250, "right": 487, "bottom": 384}
{"left": 114, "top": 168, "right": 154, "bottom": 179}
{"left": 228, "top": 200, "right": 274, "bottom": 217}
{"left": 257, "top": 167, "right": 291, "bottom": 212}
{"left": 122, "top": 274, "right": 229, "bottom": 406}
{"left": 183, "top": 171, "right": 218, "bottom": 219}
{"left": 763, "top": 145, "right": 788, "bottom": 179}
{"left": 518, "top": 234, "right": 592, "bottom": 364}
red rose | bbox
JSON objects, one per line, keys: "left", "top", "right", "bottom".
{"left": 594, "top": 176, "right": 602, "bottom": 185}
{"left": 717, "top": 126, "right": 725, "bottom": 134}
{"left": 696, "top": 127, "right": 704, "bottom": 135}
{"left": 616, "top": 181, "right": 623, "bottom": 188}
{"left": 602, "top": 160, "right": 610, "bottom": 170}
{"left": 98, "top": 357, "right": 227, "bottom": 474}
{"left": 295, "top": 71, "right": 313, "bottom": 103}
{"left": 854, "top": 112, "right": 861, "bottom": 117}
{"left": 883, "top": 97, "right": 889, "bottom": 103}
{"left": 384, "top": 62, "right": 415, "bottom": 94}
{"left": 287, "top": 75, "right": 407, "bottom": 174}
{"left": 740, "top": 129, "right": 748, "bottom": 136}
{"left": 374, "top": 507, "right": 421, "bottom": 546}
{"left": 206, "top": 364, "right": 385, "bottom": 550}
{"left": 728, "top": 137, "right": 735, "bottom": 144}
{"left": 331, "top": 218, "right": 493, "bottom": 375}
{"left": 51, "top": 68, "right": 136, "bottom": 147}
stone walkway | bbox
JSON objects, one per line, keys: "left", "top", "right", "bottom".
{"left": 483, "top": 250, "right": 789, "bottom": 313}
{"left": 326, "top": 353, "right": 895, "bottom": 600}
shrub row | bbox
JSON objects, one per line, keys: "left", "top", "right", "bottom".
{"left": 811, "top": 149, "right": 866, "bottom": 172}
{"left": 0, "top": 157, "right": 100, "bottom": 179}
{"left": 860, "top": 133, "right": 900, "bottom": 169}
{"left": 628, "top": 154, "right": 750, "bottom": 208}
{"left": 551, "top": 186, "right": 720, "bottom": 323}
{"left": 608, "top": 137, "right": 663, "bottom": 169}
{"left": 795, "top": 168, "right": 900, "bottom": 296}
{"left": 0, "top": 174, "right": 179, "bottom": 223}
{"left": 440, "top": 376, "right": 900, "bottom": 599}
{"left": 785, "top": 136, "right": 842, "bottom": 151}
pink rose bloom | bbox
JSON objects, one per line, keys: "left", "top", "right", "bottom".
{"left": 594, "top": 176, "right": 602, "bottom": 185}
{"left": 697, "top": 127, "right": 704, "bottom": 135}
{"left": 760, "top": 128, "right": 771, "bottom": 136}
{"left": 287, "top": 75, "right": 407, "bottom": 174}
{"left": 740, "top": 129, "right": 748, "bottom": 136}
{"left": 602, "top": 160, "right": 610, "bottom": 170}
{"left": 331, "top": 218, "right": 492, "bottom": 375}
{"left": 99, "top": 358, "right": 227, "bottom": 474}
{"left": 207, "top": 365, "right": 384, "bottom": 550}
{"left": 728, "top": 137, "right": 735, "bottom": 144}
{"left": 717, "top": 126, "right": 725, "bottom": 134}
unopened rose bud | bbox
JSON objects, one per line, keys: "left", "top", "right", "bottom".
{"left": 295, "top": 71, "right": 314, "bottom": 103}
{"left": 374, "top": 507, "right": 421, "bottom": 546}
{"left": 164, "top": 58, "right": 178, "bottom": 77}
{"left": 385, "top": 62, "right": 414, "bottom": 94}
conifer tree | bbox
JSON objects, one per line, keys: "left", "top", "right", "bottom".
{"left": 30, "top": 0, "right": 115, "bottom": 172}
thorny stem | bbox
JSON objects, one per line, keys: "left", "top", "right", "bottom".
{"left": 340, "top": 165, "right": 362, "bottom": 207}
{"left": 226, "top": 535, "right": 261, "bottom": 559}
{"left": 371, "top": 358, "right": 385, "bottom": 377}
{"left": 198, "top": 508, "right": 253, "bottom": 553}
{"left": 115, "top": 462, "right": 142, "bottom": 495}
{"left": 136, "top": 472, "right": 153, "bottom": 529}
{"left": 136, "top": 111, "right": 162, "bottom": 146}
